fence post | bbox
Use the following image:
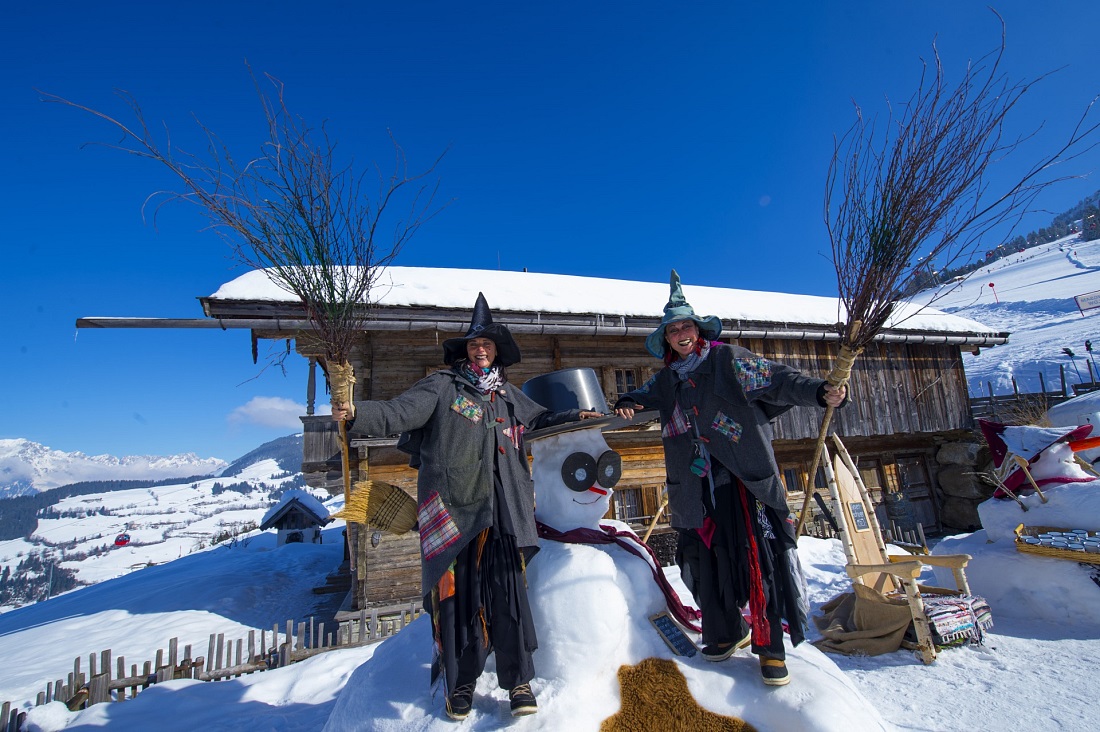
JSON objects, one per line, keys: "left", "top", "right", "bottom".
{"left": 1060, "top": 364, "right": 1068, "bottom": 396}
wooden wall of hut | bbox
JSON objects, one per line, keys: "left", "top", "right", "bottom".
{"left": 299, "top": 331, "right": 970, "bottom": 436}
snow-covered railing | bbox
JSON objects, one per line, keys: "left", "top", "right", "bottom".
{"left": 1, "top": 603, "right": 422, "bottom": 730}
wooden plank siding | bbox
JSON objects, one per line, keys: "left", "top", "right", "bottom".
{"left": 297, "top": 329, "right": 974, "bottom": 612}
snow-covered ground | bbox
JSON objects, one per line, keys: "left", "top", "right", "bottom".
{"left": 4, "top": 497, "right": 1098, "bottom": 732}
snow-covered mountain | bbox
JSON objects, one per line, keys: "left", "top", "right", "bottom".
{"left": 0, "top": 438, "right": 229, "bottom": 498}
{"left": 0, "top": 434, "right": 316, "bottom": 612}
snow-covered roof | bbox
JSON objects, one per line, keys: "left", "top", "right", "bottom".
{"left": 259, "top": 489, "right": 331, "bottom": 530}
{"left": 206, "top": 266, "right": 1005, "bottom": 342}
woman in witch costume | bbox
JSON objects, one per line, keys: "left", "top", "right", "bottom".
{"left": 332, "top": 293, "right": 600, "bottom": 721}
{"left": 613, "top": 271, "right": 847, "bottom": 686}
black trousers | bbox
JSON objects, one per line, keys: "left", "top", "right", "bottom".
{"left": 676, "top": 461, "right": 800, "bottom": 659}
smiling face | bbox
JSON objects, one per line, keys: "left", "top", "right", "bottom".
{"left": 466, "top": 337, "right": 497, "bottom": 370}
{"left": 531, "top": 429, "right": 621, "bottom": 531}
{"left": 664, "top": 319, "right": 699, "bottom": 359}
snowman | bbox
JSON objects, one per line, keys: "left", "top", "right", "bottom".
{"left": 519, "top": 370, "right": 704, "bottom": 718}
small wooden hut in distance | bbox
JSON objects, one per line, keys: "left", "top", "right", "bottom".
{"left": 260, "top": 490, "right": 332, "bottom": 547}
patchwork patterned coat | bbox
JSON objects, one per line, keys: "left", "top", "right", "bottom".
{"left": 348, "top": 369, "right": 581, "bottom": 591}
{"left": 615, "top": 343, "right": 829, "bottom": 529}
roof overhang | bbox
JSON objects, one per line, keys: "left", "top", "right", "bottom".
{"left": 77, "top": 301, "right": 1011, "bottom": 347}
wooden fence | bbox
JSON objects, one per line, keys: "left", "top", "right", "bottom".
{"left": 1, "top": 603, "right": 422, "bottom": 732}
{"left": 968, "top": 367, "right": 1100, "bottom": 423}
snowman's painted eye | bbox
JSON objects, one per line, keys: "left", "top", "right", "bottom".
{"left": 596, "top": 450, "right": 622, "bottom": 488}
{"left": 561, "top": 452, "right": 597, "bottom": 492}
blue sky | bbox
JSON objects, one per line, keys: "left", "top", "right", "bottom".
{"left": 4, "top": 1, "right": 1100, "bottom": 462}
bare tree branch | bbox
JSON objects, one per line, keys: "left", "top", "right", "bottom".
{"left": 797, "top": 13, "right": 1100, "bottom": 534}
{"left": 41, "top": 71, "right": 449, "bottom": 367}
{"left": 825, "top": 20, "right": 1099, "bottom": 346}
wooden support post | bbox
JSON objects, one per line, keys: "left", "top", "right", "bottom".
{"left": 167, "top": 639, "right": 177, "bottom": 679}
{"left": 306, "top": 357, "right": 317, "bottom": 416}
{"left": 1060, "top": 364, "right": 1068, "bottom": 396}
{"left": 215, "top": 634, "right": 225, "bottom": 672}
{"left": 901, "top": 571, "right": 938, "bottom": 665}
{"left": 116, "top": 657, "right": 126, "bottom": 700}
{"left": 1039, "top": 371, "right": 1048, "bottom": 395}
{"left": 88, "top": 672, "right": 110, "bottom": 706}
{"left": 206, "top": 634, "right": 216, "bottom": 675}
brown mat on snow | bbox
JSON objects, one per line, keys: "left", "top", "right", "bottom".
{"left": 599, "top": 657, "right": 758, "bottom": 732}
{"left": 813, "top": 583, "right": 914, "bottom": 657}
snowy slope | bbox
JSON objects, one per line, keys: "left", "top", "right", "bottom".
{"left": 0, "top": 436, "right": 319, "bottom": 612}
{"left": 913, "top": 234, "right": 1100, "bottom": 395}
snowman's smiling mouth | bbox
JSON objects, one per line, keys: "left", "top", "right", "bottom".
{"left": 572, "top": 495, "right": 603, "bottom": 505}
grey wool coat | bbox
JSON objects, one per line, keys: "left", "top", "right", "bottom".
{"left": 347, "top": 369, "right": 581, "bottom": 592}
{"left": 615, "top": 343, "right": 830, "bottom": 530}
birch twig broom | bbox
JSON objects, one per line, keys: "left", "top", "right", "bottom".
{"left": 42, "top": 72, "right": 447, "bottom": 508}
{"left": 794, "top": 18, "right": 1100, "bottom": 535}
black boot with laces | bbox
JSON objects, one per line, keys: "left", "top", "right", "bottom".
{"left": 509, "top": 683, "right": 538, "bottom": 716}
{"left": 445, "top": 682, "right": 475, "bottom": 721}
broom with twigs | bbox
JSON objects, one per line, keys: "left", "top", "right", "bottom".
{"left": 794, "top": 16, "right": 1100, "bottom": 536}
{"left": 42, "top": 71, "right": 446, "bottom": 525}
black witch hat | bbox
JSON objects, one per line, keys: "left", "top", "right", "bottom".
{"left": 442, "top": 292, "right": 522, "bottom": 366}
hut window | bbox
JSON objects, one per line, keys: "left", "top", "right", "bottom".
{"left": 614, "top": 369, "right": 637, "bottom": 398}
{"left": 613, "top": 487, "right": 642, "bottom": 522}
{"left": 781, "top": 467, "right": 805, "bottom": 493}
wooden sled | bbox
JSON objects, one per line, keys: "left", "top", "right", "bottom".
{"left": 822, "top": 435, "right": 975, "bottom": 665}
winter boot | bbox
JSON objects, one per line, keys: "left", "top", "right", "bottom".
{"left": 702, "top": 628, "right": 752, "bottom": 662}
{"left": 445, "top": 683, "right": 475, "bottom": 721}
{"left": 759, "top": 656, "right": 790, "bottom": 686}
{"left": 509, "top": 683, "right": 538, "bottom": 716}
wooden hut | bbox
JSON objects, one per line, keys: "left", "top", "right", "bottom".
{"left": 80, "top": 266, "right": 1010, "bottom": 615}
{"left": 259, "top": 490, "right": 332, "bottom": 547}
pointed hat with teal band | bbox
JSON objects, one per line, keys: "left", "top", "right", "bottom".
{"left": 644, "top": 270, "right": 723, "bottom": 358}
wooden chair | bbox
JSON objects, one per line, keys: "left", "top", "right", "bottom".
{"left": 821, "top": 435, "right": 975, "bottom": 664}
